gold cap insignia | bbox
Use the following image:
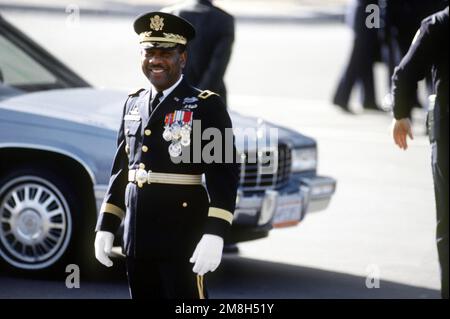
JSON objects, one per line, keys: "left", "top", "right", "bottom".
{"left": 150, "top": 15, "right": 164, "bottom": 31}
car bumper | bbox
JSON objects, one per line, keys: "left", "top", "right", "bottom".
{"left": 301, "top": 176, "right": 336, "bottom": 213}
{"left": 234, "top": 175, "right": 336, "bottom": 228}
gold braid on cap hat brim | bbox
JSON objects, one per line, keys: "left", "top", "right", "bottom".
{"left": 139, "top": 31, "right": 187, "bottom": 45}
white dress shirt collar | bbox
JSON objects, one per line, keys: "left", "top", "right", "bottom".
{"left": 150, "top": 74, "right": 184, "bottom": 104}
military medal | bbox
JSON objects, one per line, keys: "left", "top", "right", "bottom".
{"left": 180, "top": 133, "right": 190, "bottom": 147}
{"left": 163, "top": 110, "right": 193, "bottom": 157}
{"left": 163, "top": 128, "right": 172, "bottom": 141}
{"left": 163, "top": 113, "right": 173, "bottom": 141}
{"left": 180, "top": 111, "right": 193, "bottom": 146}
{"left": 168, "top": 142, "right": 182, "bottom": 157}
{"left": 171, "top": 123, "right": 181, "bottom": 140}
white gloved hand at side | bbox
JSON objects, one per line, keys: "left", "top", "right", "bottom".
{"left": 94, "top": 231, "right": 114, "bottom": 267}
{"left": 190, "top": 234, "right": 224, "bottom": 276}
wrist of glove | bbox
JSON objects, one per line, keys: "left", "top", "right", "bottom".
{"left": 190, "top": 234, "right": 224, "bottom": 276}
{"left": 94, "top": 231, "right": 114, "bottom": 267}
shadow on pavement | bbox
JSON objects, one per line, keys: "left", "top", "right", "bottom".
{"left": 208, "top": 255, "right": 440, "bottom": 299}
{"left": 0, "top": 255, "right": 440, "bottom": 299}
{"left": 0, "top": 259, "right": 129, "bottom": 299}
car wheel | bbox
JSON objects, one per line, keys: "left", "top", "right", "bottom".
{"left": 0, "top": 169, "right": 75, "bottom": 271}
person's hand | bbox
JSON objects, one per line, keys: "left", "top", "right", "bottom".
{"left": 190, "top": 234, "right": 224, "bottom": 276}
{"left": 392, "top": 118, "right": 413, "bottom": 150}
{"left": 94, "top": 231, "right": 114, "bottom": 267}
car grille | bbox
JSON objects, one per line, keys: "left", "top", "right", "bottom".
{"left": 239, "top": 144, "right": 292, "bottom": 191}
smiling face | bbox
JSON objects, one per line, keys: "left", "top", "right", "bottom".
{"left": 141, "top": 46, "right": 187, "bottom": 91}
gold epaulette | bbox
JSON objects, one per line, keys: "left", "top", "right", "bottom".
{"left": 198, "top": 90, "right": 219, "bottom": 99}
{"left": 128, "top": 88, "right": 145, "bottom": 97}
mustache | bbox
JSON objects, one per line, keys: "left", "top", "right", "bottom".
{"left": 148, "top": 64, "right": 166, "bottom": 70}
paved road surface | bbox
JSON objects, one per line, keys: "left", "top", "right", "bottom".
{"left": 0, "top": 255, "right": 439, "bottom": 298}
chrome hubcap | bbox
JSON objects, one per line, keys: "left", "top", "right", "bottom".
{"left": 0, "top": 176, "right": 72, "bottom": 269}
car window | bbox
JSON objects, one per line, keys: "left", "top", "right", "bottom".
{"left": 0, "top": 33, "right": 57, "bottom": 87}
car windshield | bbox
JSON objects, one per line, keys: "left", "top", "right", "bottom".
{"left": 0, "top": 32, "right": 58, "bottom": 98}
{"left": 0, "top": 15, "right": 90, "bottom": 101}
{"left": 0, "top": 33, "right": 58, "bottom": 86}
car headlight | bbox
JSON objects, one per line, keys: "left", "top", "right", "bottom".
{"left": 291, "top": 148, "right": 317, "bottom": 172}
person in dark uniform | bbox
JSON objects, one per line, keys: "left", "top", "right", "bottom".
{"left": 94, "top": 11, "right": 239, "bottom": 299}
{"left": 162, "top": 0, "right": 234, "bottom": 106}
{"left": 379, "top": 0, "right": 447, "bottom": 79}
{"left": 332, "top": 0, "right": 381, "bottom": 113}
{"left": 391, "top": 6, "right": 449, "bottom": 299}
{"left": 379, "top": 0, "right": 447, "bottom": 109}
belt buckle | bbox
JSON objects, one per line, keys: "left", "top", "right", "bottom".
{"left": 135, "top": 168, "right": 148, "bottom": 187}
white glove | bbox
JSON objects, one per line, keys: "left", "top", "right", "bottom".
{"left": 94, "top": 231, "right": 114, "bottom": 267}
{"left": 190, "top": 234, "right": 224, "bottom": 276}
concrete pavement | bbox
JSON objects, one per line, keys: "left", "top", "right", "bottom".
{"left": 0, "top": 0, "right": 347, "bottom": 23}
{"left": 0, "top": 255, "right": 440, "bottom": 298}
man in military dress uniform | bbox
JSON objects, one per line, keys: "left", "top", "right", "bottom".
{"left": 391, "top": 6, "right": 448, "bottom": 298}
{"left": 94, "top": 12, "right": 239, "bottom": 299}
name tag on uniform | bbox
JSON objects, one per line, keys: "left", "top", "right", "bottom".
{"left": 124, "top": 114, "right": 141, "bottom": 121}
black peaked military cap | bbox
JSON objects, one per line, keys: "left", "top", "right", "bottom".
{"left": 134, "top": 11, "right": 196, "bottom": 49}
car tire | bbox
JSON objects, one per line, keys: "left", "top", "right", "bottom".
{"left": 0, "top": 167, "right": 87, "bottom": 276}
